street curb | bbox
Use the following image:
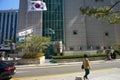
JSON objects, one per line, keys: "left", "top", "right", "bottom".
{"left": 15, "top": 59, "right": 120, "bottom": 68}
{"left": 12, "top": 68, "right": 117, "bottom": 80}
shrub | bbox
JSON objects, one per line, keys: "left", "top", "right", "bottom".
{"left": 112, "top": 43, "right": 120, "bottom": 53}
{"left": 16, "top": 36, "right": 51, "bottom": 54}
{"left": 52, "top": 53, "right": 106, "bottom": 59}
{"left": 22, "top": 52, "right": 44, "bottom": 59}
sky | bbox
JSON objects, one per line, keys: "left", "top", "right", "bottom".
{"left": 0, "top": 0, "right": 19, "bottom": 10}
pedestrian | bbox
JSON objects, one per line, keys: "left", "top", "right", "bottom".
{"left": 105, "top": 49, "right": 111, "bottom": 60}
{"left": 82, "top": 54, "right": 91, "bottom": 80}
{"left": 111, "top": 50, "right": 117, "bottom": 59}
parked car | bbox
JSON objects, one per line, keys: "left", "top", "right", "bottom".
{"left": 0, "top": 61, "right": 16, "bottom": 80}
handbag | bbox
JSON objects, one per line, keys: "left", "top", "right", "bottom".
{"left": 81, "top": 64, "right": 84, "bottom": 69}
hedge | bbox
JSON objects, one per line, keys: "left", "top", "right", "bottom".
{"left": 52, "top": 53, "right": 106, "bottom": 59}
{"left": 22, "top": 52, "right": 44, "bottom": 59}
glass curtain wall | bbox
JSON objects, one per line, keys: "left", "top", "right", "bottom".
{"left": 0, "top": 11, "right": 18, "bottom": 44}
{"left": 43, "top": 0, "right": 64, "bottom": 42}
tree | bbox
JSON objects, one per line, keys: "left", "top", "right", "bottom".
{"left": 112, "top": 43, "right": 120, "bottom": 53}
{"left": 4, "top": 39, "right": 15, "bottom": 54}
{"left": 80, "top": 1, "right": 120, "bottom": 24}
{"left": 16, "top": 35, "right": 51, "bottom": 54}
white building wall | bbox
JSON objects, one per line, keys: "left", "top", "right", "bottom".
{"left": 114, "top": 24, "right": 120, "bottom": 43}
{"left": 18, "top": 0, "right": 42, "bottom": 36}
{"left": 64, "top": 0, "right": 87, "bottom": 51}
{"left": 85, "top": 0, "right": 120, "bottom": 49}
{"left": 64, "top": 0, "right": 120, "bottom": 51}
{"left": 18, "top": 0, "right": 120, "bottom": 52}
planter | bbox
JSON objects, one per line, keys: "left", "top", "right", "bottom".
{"left": 17, "top": 56, "right": 45, "bottom": 65}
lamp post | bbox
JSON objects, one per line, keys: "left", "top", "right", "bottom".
{"left": 47, "top": 28, "right": 55, "bottom": 38}
{"left": 24, "top": 31, "right": 28, "bottom": 46}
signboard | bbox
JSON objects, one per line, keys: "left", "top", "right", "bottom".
{"left": 18, "top": 29, "right": 33, "bottom": 36}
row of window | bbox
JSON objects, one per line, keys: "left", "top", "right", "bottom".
{"left": 72, "top": 30, "right": 109, "bottom": 36}
{"left": 43, "top": 0, "right": 62, "bottom": 3}
{"left": 43, "top": 0, "right": 64, "bottom": 42}
{"left": 43, "top": 0, "right": 104, "bottom": 3}
{"left": 95, "top": 0, "right": 104, "bottom": 2}
{"left": 0, "top": 12, "right": 18, "bottom": 44}
{"left": 69, "top": 46, "right": 110, "bottom": 51}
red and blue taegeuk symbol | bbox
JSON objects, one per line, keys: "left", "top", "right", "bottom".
{"left": 34, "top": 3, "right": 40, "bottom": 8}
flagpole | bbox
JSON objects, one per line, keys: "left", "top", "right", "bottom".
{"left": 41, "top": 0, "right": 43, "bottom": 37}
{"left": 39, "top": 0, "right": 42, "bottom": 36}
{"left": 24, "top": 0, "right": 29, "bottom": 46}
{"left": 28, "top": 0, "right": 47, "bottom": 36}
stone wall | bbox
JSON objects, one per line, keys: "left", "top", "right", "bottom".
{"left": 53, "top": 57, "right": 105, "bottom": 63}
{"left": 16, "top": 56, "right": 45, "bottom": 65}
{"left": 53, "top": 55, "right": 120, "bottom": 63}
{"left": 17, "top": 58, "right": 40, "bottom": 65}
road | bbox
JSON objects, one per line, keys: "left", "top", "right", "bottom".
{"left": 14, "top": 59, "right": 120, "bottom": 78}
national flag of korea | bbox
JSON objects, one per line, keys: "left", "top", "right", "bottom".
{"left": 28, "top": 0, "right": 47, "bottom": 11}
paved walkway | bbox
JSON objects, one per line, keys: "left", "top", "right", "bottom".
{"left": 11, "top": 59, "right": 120, "bottom": 80}
{"left": 12, "top": 68, "right": 120, "bottom": 80}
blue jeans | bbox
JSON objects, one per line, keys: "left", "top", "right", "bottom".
{"left": 84, "top": 69, "right": 90, "bottom": 79}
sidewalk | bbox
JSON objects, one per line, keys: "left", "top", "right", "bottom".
{"left": 12, "top": 68, "right": 120, "bottom": 80}
{"left": 13, "top": 59, "right": 120, "bottom": 80}
{"left": 15, "top": 59, "right": 119, "bottom": 69}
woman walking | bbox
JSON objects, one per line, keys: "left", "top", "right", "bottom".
{"left": 82, "top": 54, "right": 91, "bottom": 80}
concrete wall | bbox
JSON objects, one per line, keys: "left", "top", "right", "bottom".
{"left": 64, "top": 0, "right": 87, "bottom": 51}
{"left": 18, "top": 0, "right": 120, "bottom": 52}
{"left": 18, "top": 0, "right": 42, "bottom": 36}
{"left": 64, "top": 0, "right": 120, "bottom": 51}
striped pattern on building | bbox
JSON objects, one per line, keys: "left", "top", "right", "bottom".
{"left": 0, "top": 10, "right": 18, "bottom": 44}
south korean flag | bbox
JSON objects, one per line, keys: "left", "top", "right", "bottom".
{"left": 28, "top": 0, "right": 47, "bottom": 11}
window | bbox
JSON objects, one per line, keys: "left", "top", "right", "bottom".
{"left": 87, "top": 46, "right": 93, "bottom": 50}
{"left": 80, "top": 47, "right": 82, "bottom": 50}
{"left": 73, "top": 30, "right": 78, "bottom": 35}
{"left": 69, "top": 47, "right": 74, "bottom": 51}
{"left": 43, "top": 0, "right": 64, "bottom": 42}
{"left": 105, "top": 32, "right": 109, "bottom": 36}
{"left": 95, "top": 0, "right": 104, "bottom": 2}
{"left": 96, "top": 46, "right": 100, "bottom": 50}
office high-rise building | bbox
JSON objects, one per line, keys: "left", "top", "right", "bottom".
{"left": 18, "top": 0, "right": 42, "bottom": 36}
{"left": 0, "top": 10, "right": 18, "bottom": 44}
{"left": 43, "top": 0, "right": 64, "bottom": 42}
{"left": 18, "top": 0, "right": 120, "bottom": 53}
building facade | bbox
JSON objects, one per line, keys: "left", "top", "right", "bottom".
{"left": 18, "top": 0, "right": 42, "bottom": 36}
{"left": 18, "top": 0, "right": 120, "bottom": 53}
{"left": 43, "top": 0, "right": 64, "bottom": 42}
{"left": 64, "top": 0, "right": 120, "bottom": 52}
{"left": 0, "top": 10, "right": 18, "bottom": 44}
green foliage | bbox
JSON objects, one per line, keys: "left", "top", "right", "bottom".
{"left": 80, "top": 6, "right": 110, "bottom": 18}
{"left": 22, "top": 52, "right": 44, "bottom": 59}
{"left": 108, "top": 14, "right": 120, "bottom": 24}
{"left": 3, "top": 39, "right": 15, "bottom": 53}
{"left": 112, "top": 43, "right": 120, "bottom": 52}
{"left": 4, "top": 39, "right": 13, "bottom": 43}
{"left": 80, "top": 1, "right": 120, "bottom": 24}
{"left": 16, "top": 35, "right": 51, "bottom": 53}
{"left": 52, "top": 54, "right": 106, "bottom": 59}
